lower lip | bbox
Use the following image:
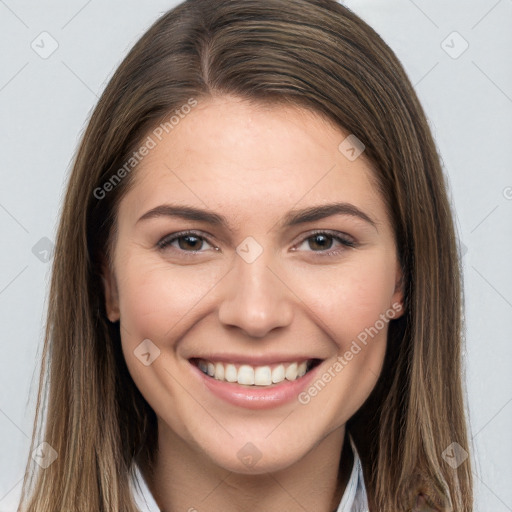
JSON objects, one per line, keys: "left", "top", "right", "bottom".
{"left": 189, "top": 362, "right": 321, "bottom": 410}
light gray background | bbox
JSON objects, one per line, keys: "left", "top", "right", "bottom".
{"left": 1, "top": 1, "right": 511, "bottom": 510}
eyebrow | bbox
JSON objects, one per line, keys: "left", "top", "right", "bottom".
{"left": 137, "top": 202, "right": 377, "bottom": 231}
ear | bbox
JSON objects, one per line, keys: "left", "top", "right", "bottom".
{"left": 390, "top": 260, "right": 405, "bottom": 319}
{"left": 102, "top": 261, "right": 120, "bottom": 322}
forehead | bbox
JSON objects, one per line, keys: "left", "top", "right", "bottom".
{"left": 119, "top": 95, "right": 385, "bottom": 228}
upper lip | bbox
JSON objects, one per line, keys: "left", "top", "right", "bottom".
{"left": 189, "top": 354, "right": 323, "bottom": 366}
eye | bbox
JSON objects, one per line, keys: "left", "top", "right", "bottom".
{"left": 157, "top": 231, "right": 217, "bottom": 253}
{"left": 156, "top": 230, "right": 355, "bottom": 257}
{"left": 293, "top": 231, "right": 356, "bottom": 256}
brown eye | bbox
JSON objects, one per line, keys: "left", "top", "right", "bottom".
{"left": 308, "top": 233, "right": 334, "bottom": 251}
{"left": 293, "top": 231, "right": 356, "bottom": 256}
{"left": 177, "top": 235, "right": 204, "bottom": 251}
{"left": 157, "top": 231, "right": 215, "bottom": 253}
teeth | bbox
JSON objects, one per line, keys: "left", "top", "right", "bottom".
{"left": 195, "top": 359, "right": 314, "bottom": 386}
{"left": 214, "top": 362, "right": 224, "bottom": 380}
{"left": 271, "top": 364, "right": 285, "bottom": 383}
{"left": 254, "top": 366, "right": 272, "bottom": 386}
{"left": 285, "top": 362, "right": 297, "bottom": 381}
{"left": 237, "top": 365, "right": 255, "bottom": 385}
{"left": 225, "top": 364, "right": 238, "bottom": 383}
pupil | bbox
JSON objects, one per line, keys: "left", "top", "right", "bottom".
{"left": 179, "top": 236, "right": 201, "bottom": 250}
{"left": 310, "top": 234, "right": 332, "bottom": 251}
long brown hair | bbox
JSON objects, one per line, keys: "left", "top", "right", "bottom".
{"left": 18, "top": 0, "right": 472, "bottom": 510}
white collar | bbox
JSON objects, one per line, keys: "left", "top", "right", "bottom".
{"left": 335, "top": 434, "right": 369, "bottom": 511}
{"left": 131, "top": 434, "right": 368, "bottom": 512}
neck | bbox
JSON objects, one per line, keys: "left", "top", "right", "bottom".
{"left": 146, "top": 421, "right": 352, "bottom": 512}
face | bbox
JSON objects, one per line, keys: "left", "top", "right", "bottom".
{"left": 103, "top": 95, "right": 404, "bottom": 475}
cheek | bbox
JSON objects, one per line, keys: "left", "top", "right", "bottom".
{"left": 290, "top": 253, "right": 396, "bottom": 419}
{"left": 115, "top": 256, "right": 226, "bottom": 344}
{"left": 115, "top": 242, "right": 397, "bottom": 354}
{"left": 288, "top": 251, "right": 397, "bottom": 346}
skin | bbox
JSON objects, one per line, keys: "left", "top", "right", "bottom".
{"left": 103, "top": 95, "right": 404, "bottom": 512}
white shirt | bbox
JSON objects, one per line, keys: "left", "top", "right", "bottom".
{"left": 131, "top": 434, "right": 368, "bottom": 512}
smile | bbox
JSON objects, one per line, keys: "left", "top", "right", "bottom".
{"left": 188, "top": 356, "right": 324, "bottom": 409}
{"left": 191, "top": 358, "right": 321, "bottom": 387}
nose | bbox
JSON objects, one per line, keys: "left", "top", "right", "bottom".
{"left": 217, "top": 250, "right": 294, "bottom": 338}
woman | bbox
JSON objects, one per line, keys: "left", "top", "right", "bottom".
{"left": 18, "top": 0, "right": 473, "bottom": 510}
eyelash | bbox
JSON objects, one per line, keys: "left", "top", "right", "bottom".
{"left": 156, "top": 229, "right": 356, "bottom": 257}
